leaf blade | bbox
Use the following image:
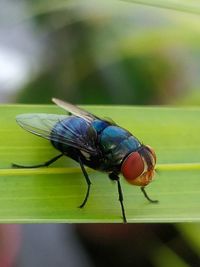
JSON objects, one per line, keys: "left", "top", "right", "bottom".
{"left": 0, "top": 105, "right": 200, "bottom": 223}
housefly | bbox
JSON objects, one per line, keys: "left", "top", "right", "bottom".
{"left": 13, "top": 98, "right": 158, "bottom": 223}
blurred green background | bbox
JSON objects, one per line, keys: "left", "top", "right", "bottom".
{"left": 1, "top": 0, "right": 200, "bottom": 106}
{"left": 0, "top": 0, "right": 200, "bottom": 267}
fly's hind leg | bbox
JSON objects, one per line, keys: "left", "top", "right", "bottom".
{"left": 78, "top": 156, "right": 92, "bottom": 208}
{"left": 141, "top": 186, "right": 158, "bottom": 203}
{"left": 12, "top": 153, "right": 63, "bottom": 168}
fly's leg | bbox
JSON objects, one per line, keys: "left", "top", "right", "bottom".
{"left": 141, "top": 186, "right": 158, "bottom": 203}
{"left": 117, "top": 179, "right": 127, "bottom": 223}
{"left": 78, "top": 157, "right": 91, "bottom": 208}
{"left": 109, "top": 173, "right": 127, "bottom": 223}
{"left": 12, "top": 154, "right": 63, "bottom": 168}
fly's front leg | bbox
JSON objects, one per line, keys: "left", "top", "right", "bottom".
{"left": 78, "top": 156, "right": 92, "bottom": 208}
{"left": 109, "top": 172, "right": 127, "bottom": 223}
{"left": 12, "top": 154, "right": 63, "bottom": 168}
{"left": 141, "top": 186, "right": 158, "bottom": 203}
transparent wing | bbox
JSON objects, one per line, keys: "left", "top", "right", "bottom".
{"left": 52, "top": 98, "right": 98, "bottom": 122}
{"left": 16, "top": 113, "right": 97, "bottom": 154}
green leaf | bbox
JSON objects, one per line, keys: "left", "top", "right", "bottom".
{"left": 0, "top": 105, "right": 200, "bottom": 223}
{"left": 18, "top": 0, "right": 200, "bottom": 25}
{"left": 177, "top": 223, "right": 200, "bottom": 255}
{"left": 120, "top": 0, "right": 200, "bottom": 15}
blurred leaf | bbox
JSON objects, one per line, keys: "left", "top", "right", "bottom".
{"left": 0, "top": 105, "right": 200, "bottom": 222}
{"left": 18, "top": 0, "right": 200, "bottom": 105}
{"left": 120, "top": 0, "right": 200, "bottom": 15}
{"left": 31, "top": 0, "right": 200, "bottom": 16}
{"left": 178, "top": 224, "right": 200, "bottom": 255}
{"left": 20, "top": 0, "right": 200, "bottom": 24}
{"left": 175, "top": 90, "right": 200, "bottom": 106}
{"left": 152, "top": 243, "right": 190, "bottom": 267}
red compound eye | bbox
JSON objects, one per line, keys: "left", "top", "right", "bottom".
{"left": 121, "top": 152, "right": 144, "bottom": 182}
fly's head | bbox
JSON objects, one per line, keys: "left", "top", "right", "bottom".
{"left": 121, "top": 145, "right": 156, "bottom": 186}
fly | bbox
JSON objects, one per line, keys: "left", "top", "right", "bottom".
{"left": 13, "top": 98, "right": 158, "bottom": 223}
